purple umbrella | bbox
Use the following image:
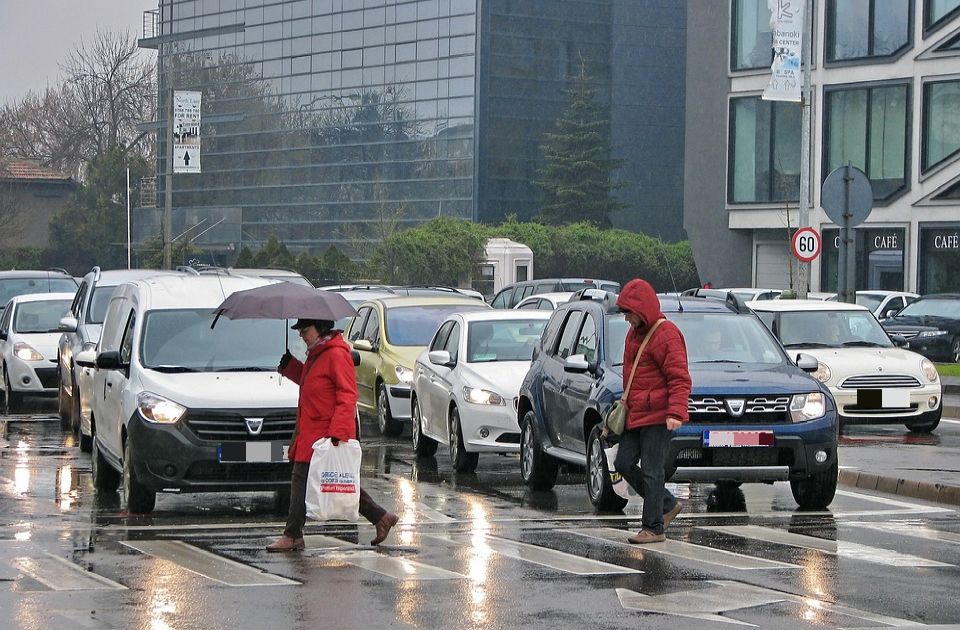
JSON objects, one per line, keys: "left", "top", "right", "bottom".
{"left": 211, "top": 282, "right": 358, "bottom": 328}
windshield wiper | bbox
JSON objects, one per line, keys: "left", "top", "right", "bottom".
{"left": 783, "top": 342, "right": 835, "bottom": 348}
{"left": 693, "top": 359, "right": 742, "bottom": 363}
{"left": 841, "top": 341, "right": 887, "bottom": 347}
{"left": 149, "top": 365, "right": 200, "bottom": 373}
{"left": 214, "top": 366, "right": 273, "bottom": 372}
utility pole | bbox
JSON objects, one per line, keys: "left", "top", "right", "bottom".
{"left": 796, "top": 0, "right": 814, "bottom": 298}
{"left": 163, "top": 87, "right": 174, "bottom": 270}
{"left": 126, "top": 167, "right": 132, "bottom": 269}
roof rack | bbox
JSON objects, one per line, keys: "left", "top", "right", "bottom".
{"left": 90, "top": 266, "right": 102, "bottom": 282}
{"left": 684, "top": 290, "right": 751, "bottom": 314}
{"left": 174, "top": 265, "right": 201, "bottom": 275}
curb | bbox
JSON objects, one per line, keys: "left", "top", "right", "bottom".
{"left": 839, "top": 469, "right": 960, "bottom": 506}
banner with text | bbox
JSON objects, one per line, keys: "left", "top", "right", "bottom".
{"left": 762, "top": 0, "right": 804, "bottom": 103}
{"left": 173, "top": 91, "right": 202, "bottom": 173}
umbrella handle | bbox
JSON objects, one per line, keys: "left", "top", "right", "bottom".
{"left": 211, "top": 311, "right": 222, "bottom": 329}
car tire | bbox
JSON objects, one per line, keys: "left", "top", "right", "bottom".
{"left": 790, "top": 459, "right": 838, "bottom": 510}
{"left": 377, "top": 382, "right": 403, "bottom": 437}
{"left": 79, "top": 431, "right": 93, "bottom": 453}
{"left": 952, "top": 336, "right": 960, "bottom": 363}
{"left": 123, "top": 439, "right": 156, "bottom": 514}
{"left": 520, "top": 410, "right": 558, "bottom": 490}
{"left": 72, "top": 384, "right": 82, "bottom": 436}
{"left": 411, "top": 396, "right": 438, "bottom": 458}
{"left": 57, "top": 373, "right": 71, "bottom": 430}
{"left": 449, "top": 407, "right": 478, "bottom": 473}
{"left": 906, "top": 406, "right": 942, "bottom": 434}
{"left": 91, "top": 435, "right": 121, "bottom": 492}
{"left": 3, "top": 369, "right": 22, "bottom": 415}
{"left": 586, "top": 424, "right": 628, "bottom": 512}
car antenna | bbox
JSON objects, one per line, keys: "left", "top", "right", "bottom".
{"left": 657, "top": 232, "right": 683, "bottom": 313}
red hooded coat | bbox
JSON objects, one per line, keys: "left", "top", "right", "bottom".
{"left": 616, "top": 279, "right": 692, "bottom": 430}
{"left": 279, "top": 331, "right": 357, "bottom": 462}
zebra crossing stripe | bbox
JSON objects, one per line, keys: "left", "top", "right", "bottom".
{"left": 846, "top": 521, "right": 960, "bottom": 546}
{"left": 303, "top": 534, "right": 467, "bottom": 580}
{"left": 11, "top": 554, "right": 126, "bottom": 591}
{"left": 426, "top": 533, "right": 642, "bottom": 575}
{"left": 570, "top": 527, "right": 800, "bottom": 570}
{"left": 121, "top": 540, "right": 299, "bottom": 586}
{"left": 698, "top": 525, "right": 952, "bottom": 568}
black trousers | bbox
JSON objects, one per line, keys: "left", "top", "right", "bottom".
{"left": 283, "top": 462, "right": 387, "bottom": 539}
{"left": 613, "top": 424, "right": 679, "bottom": 535}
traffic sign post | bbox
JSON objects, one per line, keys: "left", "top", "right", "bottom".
{"left": 821, "top": 165, "right": 873, "bottom": 304}
{"left": 791, "top": 227, "right": 821, "bottom": 263}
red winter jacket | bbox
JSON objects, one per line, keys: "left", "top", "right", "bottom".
{"left": 616, "top": 279, "right": 692, "bottom": 430}
{"left": 279, "top": 331, "right": 357, "bottom": 462}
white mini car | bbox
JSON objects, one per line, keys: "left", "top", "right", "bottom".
{"left": 749, "top": 300, "right": 942, "bottom": 433}
{"left": 0, "top": 293, "right": 76, "bottom": 412}
{"left": 514, "top": 292, "right": 574, "bottom": 311}
{"left": 411, "top": 310, "right": 550, "bottom": 472}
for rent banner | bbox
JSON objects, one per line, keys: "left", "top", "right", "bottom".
{"left": 173, "top": 91, "right": 202, "bottom": 173}
{"left": 762, "top": 0, "right": 804, "bottom": 103}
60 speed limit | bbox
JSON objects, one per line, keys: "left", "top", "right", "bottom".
{"left": 791, "top": 227, "right": 821, "bottom": 263}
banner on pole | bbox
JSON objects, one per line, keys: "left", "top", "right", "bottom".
{"left": 762, "top": 0, "right": 804, "bottom": 103}
{"left": 173, "top": 91, "right": 202, "bottom": 173}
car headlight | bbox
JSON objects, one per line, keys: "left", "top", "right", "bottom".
{"left": 916, "top": 330, "right": 947, "bottom": 338}
{"left": 812, "top": 362, "right": 831, "bottom": 383}
{"left": 395, "top": 365, "right": 414, "bottom": 384}
{"left": 463, "top": 387, "right": 505, "bottom": 405}
{"left": 790, "top": 392, "right": 825, "bottom": 422}
{"left": 136, "top": 391, "right": 186, "bottom": 424}
{"left": 14, "top": 343, "right": 43, "bottom": 361}
{"left": 921, "top": 358, "right": 939, "bottom": 383}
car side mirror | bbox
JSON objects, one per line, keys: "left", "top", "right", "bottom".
{"left": 75, "top": 349, "right": 96, "bottom": 368}
{"left": 428, "top": 350, "right": 453, "bottom": 367}
{"left": 353, "top": 339, "right": 373, "bottom": 352}
{"left": 563, "top": 353, "right": 590, "bottom": 373}
{"left": 890, "top": 334, "right": 908, "bottom": 348}
{"left": 59, "top": 316, "right": 78, "bottom": 333}
{"left": 96, "top": 350, "right": 126, "bottom": 371}
{"left": 351, "top": 350, "right": 361, "bottom": 367}
{"left": 795, "top": 353, "right": 819, "bottom": 372}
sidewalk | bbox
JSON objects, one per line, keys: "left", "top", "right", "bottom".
{"left": 838, "top": 376, "right": 960, "bottom": 506}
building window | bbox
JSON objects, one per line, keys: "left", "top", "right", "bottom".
{"left": 730, "top": 0, "right": 772, "bottom": 71}
{"left": 728, "top": 97, "right": 801, "bottom": 203}
{"left": 923, "top": 79, "right": 960, "bottom": 172}
{"left": 826, "top": 0, "right": 911, "bottom": 62}
{"left": 925, "top": 0, "right": 960, "bottom": 31}
{"left": 820, "top": 227, "right": 906, "bottom": 291}
{"left": 919, "top": 225, "right": 960, "bottom": 293}
{"left": 824, "top": 83, "right": 909, "bottom": 201}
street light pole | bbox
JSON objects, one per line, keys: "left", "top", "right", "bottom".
{"left": 163, "top": 87, "right": 174, "bottom": 270}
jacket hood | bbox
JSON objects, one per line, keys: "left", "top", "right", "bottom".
{"left": 616, "top": 279, "right": 664, "bottom": 328}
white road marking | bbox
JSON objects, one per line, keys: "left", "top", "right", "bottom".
{"left": 11, "top": 553, "right": 127, "bottom": 591}
{"left": 121, "top": 540, "right": 298, "bottom": 586}
{"left": 304, "top": 534, "right": 466, "bottom": 580}
{"left": 570, "top": 527, "right": 800, "bottom": 570}
{"left": 939, "top": 418, "right": 960, "bottom": 425}
{"left": 835, "top": 488, "right": 952, "bottom": 511}
{"left": 846, "top": 521, "right": 960, "bottom": 546}
{"left": 699, "top": 525, "right": 952, "bottom": 567}
{"left": 426, "top": 533, "right": 641, "bottom": 575}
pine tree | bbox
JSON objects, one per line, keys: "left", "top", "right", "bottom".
{"left": 535, "top": 58, "right": 626, "bottom": 227}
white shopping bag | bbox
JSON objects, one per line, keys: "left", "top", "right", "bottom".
{"left": 604, "top": 443, "right": 639, "bottom": 500}
{"left": 305, "top": 438, "right": 361, "bottom": 521}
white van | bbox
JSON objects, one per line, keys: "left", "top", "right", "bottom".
{"left": 81, "top": 275, "right": 304, "bottom": 513}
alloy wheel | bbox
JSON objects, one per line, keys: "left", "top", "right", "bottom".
{"left": 412, "top": 400, "right": 422, "bottom": 448}
{"left": 588, "top": 436, "right": 604, "bottom": 501}
{"left": 449, "top": 412, "right": 459, "bottom": 461}
{"left": 953, "top": 337, "right": 960, "bottom": 363}
{"left": 521, "top": 421, "right": 534, "bottom": 479}
{"left": 377, "top": 389, "right": 388, "bottom": 433}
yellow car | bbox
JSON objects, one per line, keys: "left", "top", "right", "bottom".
{"left": 345, "top": 295, "right": 490, "bottom": 435}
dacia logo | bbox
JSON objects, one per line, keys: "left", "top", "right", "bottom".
{"left": 725, "top": 399, "right": 746, "bottom": 417}
{"left": 245, "top": 417, "right": 264, "bottom": 436}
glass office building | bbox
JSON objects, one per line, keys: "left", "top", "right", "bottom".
{"left": 139, "top": 0, "right": 687, "bottom": 262}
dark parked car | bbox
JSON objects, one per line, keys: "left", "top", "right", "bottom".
{"left": 0, "top": 269, "right": 78, "bottom": 315}
{"left": 881, "top": 294, "right": 960, "bottom": 363}
{"left": 516, "top": 290, "right": 839, "bottom": 511}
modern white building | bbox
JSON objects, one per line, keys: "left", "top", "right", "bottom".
{"left": 685, "top": 0, "right": 960, "bottom": 294}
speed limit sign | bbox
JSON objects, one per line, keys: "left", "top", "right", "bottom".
{"left": 791, "top": 227, "right": 822, "bottom": 263}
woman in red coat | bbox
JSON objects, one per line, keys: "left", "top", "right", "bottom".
{"left": 266, "top": 319, "right": 398, "bottom": 551}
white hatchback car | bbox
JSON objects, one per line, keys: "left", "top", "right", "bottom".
{"left": 0, "top": 293, "right": 75, "bottom": 412}
{"left": 514, "top": 292, "right": 573, "bottom": 311}
{"left": 411, "top": 310, "right": 550, "bottom": 472}
{"left": 749, "top": 300, "right": 942, "bottom": 433}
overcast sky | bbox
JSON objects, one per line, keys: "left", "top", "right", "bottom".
{"left": 0, "top": 1, "right": 154, "bottom": 104}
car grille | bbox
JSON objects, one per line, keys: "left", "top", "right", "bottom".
{"left": 687, "top": 396, "right": 792, "bottom": 423}
{"left": 674, "top": 447, "right": 794, "bottom": 467}
{"left": 842, "top": 403, "right": 918, "bottom": 415}
{"left": 184, "top": 461, "right": 292, "bottom": 482}
{"left": 34, "top": 367, "right": 59, "bottom": 389}
{"left": 886, "top": 329, "right": 918, "bottom": 339}
{"left": 183, "top": 409, "right": 297, "bottom": 442}
{"left": 839, "top": 374, "right": 921, "bottom": 389}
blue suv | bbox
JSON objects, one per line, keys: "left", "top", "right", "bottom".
{"left": 516, "top": 291, "right": 839, "bottom": 511}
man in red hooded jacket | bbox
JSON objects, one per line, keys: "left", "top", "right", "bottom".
{"left": 613, "top": 279, "right": 692, "bottom": 543}
{"left": 266, "top": 319, "right": 398, "bottom": 551}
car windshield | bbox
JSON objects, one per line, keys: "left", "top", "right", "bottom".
{"left": 262, "top": 275, "right": 313, "bottom": 287}
{"left": 140, "top": 308, "right": 306, "bottom": 371}
{"left": 385, "top": 304, "right": 489, "bottom": 346}
{"left": 896, "top": 298, "right": 960, "bottom": 319}
{"left": 0, "top": 278, "right": 77, "bottom": 310}
{"left": 13, "top": 299, "right": 72, "bottom": 333}
{"left": 467, "top": 319, "right": 547, "bottom": 362}
{"left": 855, "top": 294, "right": 884, "bottom": 312}
{"left": 88, "top": 286, "right": 117, "bottom": 324}
{"left": 777, "top": 310, "right": 893, "bottom": 348}
{"left": 671, "top": 312, "right": 786, "bottom": 364}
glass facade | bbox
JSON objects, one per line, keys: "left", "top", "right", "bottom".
{"left": 730, "top": 0, "right": 772, "bottom": 71}
{"left": 826, "top": 0, "right": 911, "bottom": 62}
{"left": 823, "top": 83, "right": 909, "bottom": 201}
{"left": 922, "top": 79, "right": 960, "bottom": 172}
{"left": 728, "top": 97, "right": 801, "bottom": 203}
{"left": 919, "top": 225, "right": 960, "bottom": 293}
{"left": 925, "top": 0, "right": 960, "bottom": 29}
{"left": 820, "top": 227, "right": 906, "bottom": 291}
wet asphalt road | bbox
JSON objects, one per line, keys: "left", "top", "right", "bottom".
{"left": 2, "top": 400, "right": 960, "bottom": 629}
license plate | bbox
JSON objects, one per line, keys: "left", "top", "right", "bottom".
{"left": 856, "top": 388, "right": 910, "bottom": 408}
{"left": 218, "top": 441, "right": 288, "bottom": 463}
{"left": 703, "top": 431, "right": 774, "bottom": 447}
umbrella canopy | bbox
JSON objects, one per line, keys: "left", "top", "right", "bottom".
{"left": 212, "top": 282, "right": 358, "bottom": 327}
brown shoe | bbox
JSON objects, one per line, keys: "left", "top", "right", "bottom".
{"left": 266, "top": 535, "right": 305, "bottom": 552}
{"left": 628, "top": 529, "right": 666, "bottom": 544}
{"left": 663, "top": 501, "right": 684, "bottom": 529}
{"left": 371, "top": 512, "right": 399, "bottom": 545}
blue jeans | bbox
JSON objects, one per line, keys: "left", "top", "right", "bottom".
{"left": 613, "top": 424, "right": 678, "bottom": 535}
